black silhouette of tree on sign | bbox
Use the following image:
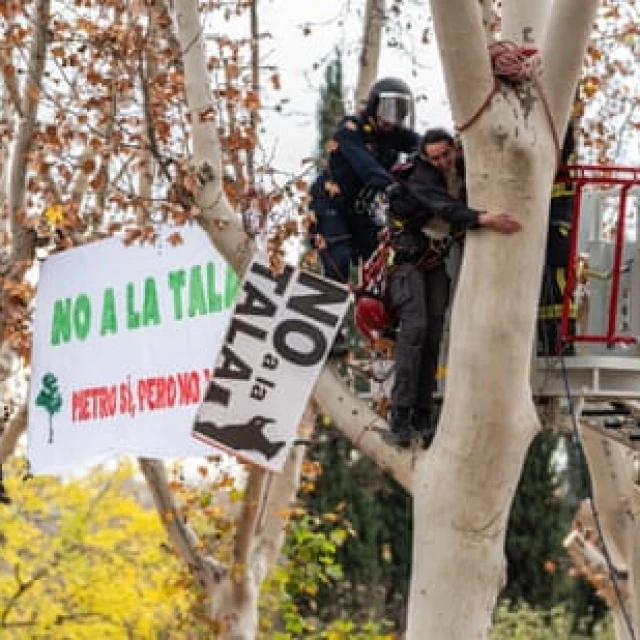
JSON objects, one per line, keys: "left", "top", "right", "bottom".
{"left": 36, "top": 373, "right": 63, "bottom": 444}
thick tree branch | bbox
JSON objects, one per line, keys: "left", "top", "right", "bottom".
{"left": 428, "top": 0, "right": 493, "bottom": 129}
{"left": 0, "top": 404, "right": 26, "bottom": 464}
{"left": 314, "top": 366, "right": 413, "bottom": 491}
{"left": 138, "top": 458, "right": 226, "bottom": 592}
{"left": 174, "top": 0, "right": 254, "bottom": 276}
{"left": 8, "top": 0, "right": 50, "bottom": 255}
{"left": 233, "top": 467, "right": 267, "bottom": 575}
{"left": 355, "top": 0, "right": 385, "bottom": 103}
{"left": 579, "top": 426, "right": 640, "bottom": 636}
{"left": 541, "top": 0, "right": 599, "bottom": 135}
{"left": 1, "top": 0, "right": 50, "bottom": 351}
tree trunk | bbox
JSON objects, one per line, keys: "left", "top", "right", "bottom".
{"left": 406, "top": 0, "right": 598, "bottom": 636}
{"left": 0, "top": 0, "right": 51, "bottom": 458}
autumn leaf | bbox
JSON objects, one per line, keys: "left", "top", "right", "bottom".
{"left": 270, "top": 72, "right": 281, "bottom": 90}
{"left": 43, "top": 204, "right": 65, "bottom": 228}
{"left": 242, "top": 90, "right": 261, "bottom": 111}
{"left": 81, "top": 157, "right": 97, "bottom": 174}
{"left": 167, "top": 232, "right": 184, "bottom": 246}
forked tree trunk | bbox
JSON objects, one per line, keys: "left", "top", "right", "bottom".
{"left": 406, "top": 0, "right": 598, "bottom": 636}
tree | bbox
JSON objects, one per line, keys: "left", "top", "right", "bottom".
{"left": 312, "top": 1, "right": 604, "bottom": 637}
{"left": 3, "top": 1, "right": 634, "bottom": 638}
{"left": 579, "top": 1, "right": 640, "bottom": 163}
{"left": 0, "top": 460, "right": 196, "bottom": 637}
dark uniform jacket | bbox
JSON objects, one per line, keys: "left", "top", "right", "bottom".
{"left": 387, "top": 155, "right": 481, "bottom": 265}
{"left": 310, "top": 114, "right": 419, "bottom": 215}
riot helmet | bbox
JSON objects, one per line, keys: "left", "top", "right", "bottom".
{"left": 364, "top": 77, "right": 415, "bottom": 130}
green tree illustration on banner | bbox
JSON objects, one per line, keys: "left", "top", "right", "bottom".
{"left": 36, "top": 373, "right": 63, "bottom": 444}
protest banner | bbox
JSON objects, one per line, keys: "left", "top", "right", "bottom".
{"left": 192, "top": 255, "right": 351, "bottom": 472}
{"left": 28, "top": 224, "right": 237, "bottom": 474}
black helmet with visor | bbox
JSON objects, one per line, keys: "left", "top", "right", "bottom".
{"left": 364, "top": 77, "right": 415, "bottom": 130}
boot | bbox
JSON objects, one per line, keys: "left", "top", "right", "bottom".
{"left": 389, "top": 407, "right": 412, "bottom": 448}
{"left": 413, "top": 407, "right": 436, "bottom": 449}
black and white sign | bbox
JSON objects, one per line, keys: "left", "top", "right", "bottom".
{"left": 192, "top": 255, "right": 350, "bottom": 471}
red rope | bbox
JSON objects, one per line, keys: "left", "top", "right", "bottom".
{"left": 455, "top": 40, "right": 560, "bottom": 161}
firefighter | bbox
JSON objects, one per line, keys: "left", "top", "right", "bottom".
{"left": 385, "top": 128, "right": 522, "bottom": 447}
{"left": 538, "top": 123, "right": 577, "bottom": 356}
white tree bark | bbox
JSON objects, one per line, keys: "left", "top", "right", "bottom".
{"left": 174, "top": 0, "right": 253, "bottom": 275}
{"left": 314, "top": 365, "right": 412, "bottom": 491}
{"left": 580, "top": 427, "right": 640, "bottom": 640}
{"left": 355, "top": 0, "right": 385, "bottom": 104}
{"left": 0, "top": 0, "right": 50, "bottom": 458}
{"left": 407, "top": 0, "right": 598, "bottom": 636}
{"left": 501, "top": 0, "right": 552, "bottom": 44}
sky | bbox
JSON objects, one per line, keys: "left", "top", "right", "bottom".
{"left": 247, "top": 0, "right": 452, "bottom": 178}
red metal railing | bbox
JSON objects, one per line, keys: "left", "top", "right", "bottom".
{"left": 560, "top": 165, "right": 640, "bottom": 346}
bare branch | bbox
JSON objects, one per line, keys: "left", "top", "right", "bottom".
{"left": 173, "top": 0, "right": 255, "bottom": 275}
{"left": 8, "top": 0, "right": 50, "bottom": 242}
{"left": 355, "top": 0, "right": 385, "bottom": 103}
{"left": 1, "top": 563, "right": 49, "bottom": 627}
{"left": 138, "top": 458, "right": 226, "bottom": 592}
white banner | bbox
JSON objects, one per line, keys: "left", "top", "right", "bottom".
{"left": 192, "top": 255, "right": 350, "bottom": 472}
{"left": 28, "top": 225, "right": 236, "bottom": 474}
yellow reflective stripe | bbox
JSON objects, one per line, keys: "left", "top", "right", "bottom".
{"left": 551, "top": 182, "right": 576, "bottom": 198}
{"left": 538, "top": 303, "right": 576, "bottom": 320}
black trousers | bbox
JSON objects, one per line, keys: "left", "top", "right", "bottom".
{"left": 386, "top": 262, "right": 450, "bottom": 410}
{"left": 538, "top": 265, "right": 575, "bottom": 356}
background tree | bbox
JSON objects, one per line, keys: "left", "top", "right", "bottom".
{"left": 578, "top": 0, "right": 640, "bottom": 163}
{"left": 0, "top": 459, "right": 197, "bottom": 637}
{"left": 503, "top": 432, "right": 607, "bottom": 633}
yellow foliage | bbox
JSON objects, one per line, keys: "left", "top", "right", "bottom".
{"left": 0, "top": 459, "right": 200, "bottom": 639}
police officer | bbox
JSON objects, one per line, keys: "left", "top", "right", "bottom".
{"left": 385, "top": 128, "right": 522, "bottom": 447}
{"left": 538, "top": 123, "right": 577, "bottom": 356}
{"left": 308, "top": 78, "right": 420, "bottom": 281}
